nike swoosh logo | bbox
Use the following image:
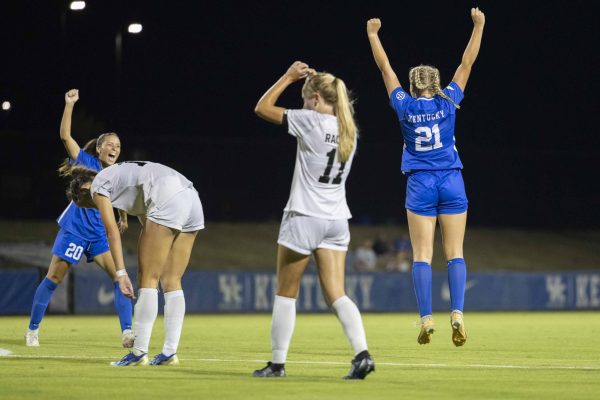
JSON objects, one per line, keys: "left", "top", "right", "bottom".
{"left": 97, "top": 285, "right": 115, "bottom": 306}
{"left": 441, "top": 280, "right": 477, "bottom": 302}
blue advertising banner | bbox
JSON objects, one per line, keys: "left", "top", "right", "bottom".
{"left": 66, "top": 270, "right": 600, "bottom": 314}
{"left": 2, "top": 269, "right": 599, "bottom": 315}
{"left": 0, "top": 268, "right": 39, "bottom": 314}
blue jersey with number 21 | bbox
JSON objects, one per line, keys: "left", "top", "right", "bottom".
{"left": 56, "top": 150, "right": 105, "bottom": 240}
{"left": 389, "top": 82, "right": 464, "bottom": 172}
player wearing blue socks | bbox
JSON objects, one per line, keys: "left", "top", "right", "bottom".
{"left": 25, "top": 89, "right": 133, "bottom": 348}
{"left": 367, "top": 8, "right": 486, "bottom": 346}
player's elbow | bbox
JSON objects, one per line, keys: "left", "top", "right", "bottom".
{"left": 460, "top": 59, "right": 475, "bottom": 70}
{"left": 254, "top": 103, "right": 268, "bottom": 119}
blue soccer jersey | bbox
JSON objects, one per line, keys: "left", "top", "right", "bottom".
{"left": 56, "top": 150, "right": 105, "bottom": 240}
{"left": 389, "top": 82, "right": 464, "bottom": 172}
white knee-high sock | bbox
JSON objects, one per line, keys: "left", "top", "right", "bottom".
{"left": 271, "top": 295, "right": 296, "bottom": 364}
{"left": 332, "top": 295, "right": 368, "bottom": 356}
{"left": 162, "top": 290, "right": 185, "bottom": 356}
{"left": 133, "top": 288, "right": 158, "bottom": 354}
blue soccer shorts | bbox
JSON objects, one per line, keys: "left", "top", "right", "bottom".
{"left": 52, "top": 228, "right": 110, "bottom": 265}
{"left": 405, "top": 169, "right": 468, "bottom": 216}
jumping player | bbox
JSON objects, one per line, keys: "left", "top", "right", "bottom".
{"left": 25, "top": 89, "right": 133, "bottom": 348}
{"left": 366, "top": 8, "right": 485, "bottom": 346}
{"left": 63, "top": 161, "right": 204, "bottom": 366}
{"left": 252, "top": 61, "right": 375, "bottom": 379}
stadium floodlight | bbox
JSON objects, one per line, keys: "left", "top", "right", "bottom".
{"left": 69, "top": 1, "right": 86, "bottom": 11}
{"left": 1, "top": 101, "right": 10, "bottom": 111}
{"left": 127, "top": 23, "right": 143, "bottom": 34}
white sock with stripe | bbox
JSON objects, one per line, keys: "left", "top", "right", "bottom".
{"left": 162, "top": 290, "right": 185, "bottom": 356}
{"left": 271, "top": 295, "right": 296, "bottom": 364}
{"left": 132, "top": 288, "right": 158, "bottom": 355}
{"left": 332, "top": 295, "right": 368, "bottom": 356}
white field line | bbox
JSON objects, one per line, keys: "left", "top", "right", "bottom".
{"left": 1, "top": 352, "right": 598, "bottom": 371}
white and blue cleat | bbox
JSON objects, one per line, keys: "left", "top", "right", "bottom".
{"left": 149, "top": 353, "right": 179, "bottom": 366}
{"left": 110, "top": 352, "right": 148, "bottom": 366}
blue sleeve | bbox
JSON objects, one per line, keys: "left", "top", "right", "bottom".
{"left": 389, "top": 87, "right": 412, "bottom": 121}
{"left": 444, "top": 82, "right": 465, "bottom": 105}
{"left": 74, "top": 149, "right": 102, "bottom": 171}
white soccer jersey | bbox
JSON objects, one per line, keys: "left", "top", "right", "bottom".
{"left": 90, "top": 161, "right": 194, "bottom": 216}
{"left": 284, "top": 109, "right": 356, "bottom": 220}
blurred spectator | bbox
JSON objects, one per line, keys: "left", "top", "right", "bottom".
{"left": 354, "top": 239, "right": 377, "bottom": 272}
{"left": 372, "top": 233, "right": 390, "bottom": 257}
{"left": 386, "top": 235, "right": 412, "bottom": 272}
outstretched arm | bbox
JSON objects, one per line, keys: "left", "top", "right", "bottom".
{"left": 367, "top": 18, "right": 401, "bottom": 97}
{"left": 95, "top": 194, "right": 134, "bottom": 299}
{"left": 452, "top": 8, "right": 485, "bottom": 92}
{"left": 254, "top": 61, "right": 316, "bottom": 125}
{"left": 60, "top": 89, "right": 82, "bottom": 160}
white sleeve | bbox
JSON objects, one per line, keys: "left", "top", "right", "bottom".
{"left": 90, "top": 175, "right": 111, "bottom": 198}
{"left": 286, "top": 109, "right": 317, "bottom": 139}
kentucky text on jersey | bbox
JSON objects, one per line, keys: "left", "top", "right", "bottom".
{"left": 389, "top": 82, "right": 465, "bottom": 172}
{"left": 406, "top": 110, "right": 446, "bottom": 123}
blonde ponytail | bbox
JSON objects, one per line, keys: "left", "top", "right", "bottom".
{"left": 302, "top": 73, "right": 357, "bottom": 162}
{"left": 332, "top": 78, "right": 357, "bottom": 162}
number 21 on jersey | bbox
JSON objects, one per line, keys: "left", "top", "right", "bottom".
{"left": 415, "top": 123, "right": 442, "bottom": 152}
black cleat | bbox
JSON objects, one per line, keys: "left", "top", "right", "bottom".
{"left": 344, "top": 356, "right": 375, "bottom": 380}
{"left": 252, "top": 362, "right": 286, "bottom": 377}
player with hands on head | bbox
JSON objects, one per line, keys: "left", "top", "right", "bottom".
{"left": 63, "top": 160, "right": 204, "bottom": 367}
{"left": 366, "top": 8, "right": 485, "bottom": 346}
{"left": 252, "top": 61, "right": 375, "bottom": 379}
{"left": 25, "top": 89, "right": 133, "bottom": 348}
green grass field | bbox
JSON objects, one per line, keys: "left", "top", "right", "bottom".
{"left": 1, "top": 313, "right": 598, "bottom": 399}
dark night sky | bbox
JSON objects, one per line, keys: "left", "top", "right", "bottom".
{"left": 0, "top": 0, "right": 598, "bottom": 227}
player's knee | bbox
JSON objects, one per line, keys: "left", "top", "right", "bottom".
{"left": 276, "top": 285, "right": 299, "bottom": 299}
{"left": 46, "top": 272, "right": 65, "bottom": 284}
{"left": 443, "top": 246, "right": 463, "bottom": 260}
{"left": 160, "top": 275, "right": 182, "bottom": 292}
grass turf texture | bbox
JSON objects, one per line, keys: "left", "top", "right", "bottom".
{"left": 1, "top": 313, "right": 598, "bottom": 399}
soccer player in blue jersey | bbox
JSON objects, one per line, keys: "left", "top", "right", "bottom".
{"left": 25, "top": 89, "right": 133, "bottom": 348}
{"left": 366, "top": 8, "right": 485, "bottom": 346}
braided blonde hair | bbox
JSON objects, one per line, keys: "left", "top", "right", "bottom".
{"left": 302, "top": 73, "right": 357, "bottom": 162}
{"left": 409, "top": 65, "right": 460, "bottom": 109}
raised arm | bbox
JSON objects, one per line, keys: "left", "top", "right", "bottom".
{"left": 452, "top": 8, "right": 485, "bottom": 92}
{"left": 254, "top": 61, "right": 315, "bottom": 125}
{"left": 367, "top": 18, "right": 401, "bottom": 97}
{"left": 94, "top": 194, "right": 134, "bottom": 299}
{"left": 60, "top": 89, "right": 82, "bottom": 160}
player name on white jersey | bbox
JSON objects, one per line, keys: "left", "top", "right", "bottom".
{"left": 324, "top": 133, "right": 339, "bottom": 144}
{"left": 407, "top": 110, "right": 446, "bottom": 124}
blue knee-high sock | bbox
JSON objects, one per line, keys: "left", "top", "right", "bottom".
{"left": 448, "top": 258, "right": 467, "bottom": 312}
{"left": 29, "top": 278, "right": 58, "bottom": 330}
{"left": 412, "top": 262, "right": 432, "bottom": 317}
{"left": 114, "top": 281, "right": 133, "bottom": 331}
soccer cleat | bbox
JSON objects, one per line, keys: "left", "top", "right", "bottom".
{"left": 451, "top": 311, "right": 467, "bottom": 347}
{"left": 25, "top": 330, "right": 40, "bottom": 347}
{"left": 149, "top": 353, "right": 180, "bottom": 366}
{"left": 110, "top": 352, "right": 149, "bottom": 366}
{"left": 417, "top": 315, "right": 435, "bottom": 345}
{"left": 343, "top": 355, "right": 375, "bottom": 380}
{"left": 252, "top": 362, "right": 286, "bottom": 377}
{"left": 121, "top": 329, "right": 135, "bottom": 348}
